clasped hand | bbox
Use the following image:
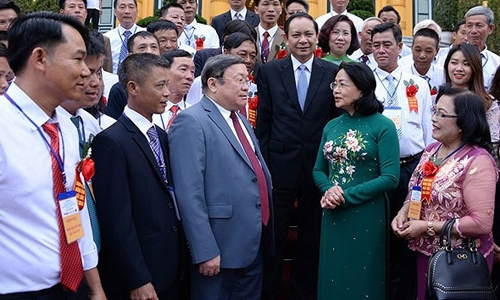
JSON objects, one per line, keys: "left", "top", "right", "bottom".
{"left": 320, "top": 185, "right": 345, "bottom": 209}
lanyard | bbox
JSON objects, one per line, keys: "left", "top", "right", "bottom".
{"left": 5, "top": 93, "right": 67, "bottom": 187}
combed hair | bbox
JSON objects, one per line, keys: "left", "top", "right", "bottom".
{"left": 318, "top": 14, "right": 359, "bottom": 55}
{"left": 160, "top": 2, "right": 183, "bottom": 18}
{"left": 285, "top": 0, "right": 309, "bottom": 12}
{"left": 87, "top": 30, "right": 106, "bottom": 57}
{"left": 0, "top": 0, "right": 20, "bottom": 15}
{"left": 377, "top": 5, "right": 401, "bottom": 24}
{"left": 201, "top": 55, "right": 245, "bottom": 93}
{"left": 127, "top": 31, "right": 158, "bottom": 53}
{"left": 0, "top": 41, "right": 7, "bottom": 57}
{"left": 371, "top": 22, "right": 402, "bottom": 43}
{"left": 162, "top": 49, "right": 191, "bottom": 64}
{"left": 223, "top": 19, "right": 257, "bottom": 41}
{"left": 453, "top": 19, "right": 466, "bottom": 33}
{"left": 59, "top": 0, "right": 87, "bottom": 9}
{"left": 413, "top": 28, "right": 439, "bottom": 50}
{"left": 119, "top": 53, "right": 171, "bottom": 93}
{"left": 224, "top": 32, "right": 257, "bottom": 52}
{"left": 338, "top": 62, "right": 383, "bottom": 115}
{"left": 465, "top": 6, "right": 494, "bottom": 26}
{"left": 7, "top": 11, "right": 89, "bottom": 74}
{"left": 147, "top": 20, "right": 178, "bottom": 36}
{"left": 284, "top": 12, "right": 318, "bottom": 35}
{"left": 113, "top": 0, "right": 137, "bottom": 9}
{"left": 436, "top": 84, "right": 491, "bottom": 151}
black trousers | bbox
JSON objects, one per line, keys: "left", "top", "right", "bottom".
{"left": 388, "top": 157, "right": 421, "bottom": 300}
{"left": 85, "top": 9, "right": 100, "bottom": 30}
{"left": 262, "top": 182, "right": 322, "bottom": 300}
{"left": 0, "top": 283, "right": 86, "bottom": 300}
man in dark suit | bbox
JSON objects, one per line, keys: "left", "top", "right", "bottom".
{"left": 92, "top": 53, "right": 180, "bottom": 300}
{"left": 193, "top": 19, "right": 257, "bottom": 77}
{"left": 256, "top": 13, "right": 342, "bottom": 300}
{"left": 169, "top": 55, "right": 273, "bottom": 300}
{"left": 211, "top": 0, "right": 259, "bottom": 45}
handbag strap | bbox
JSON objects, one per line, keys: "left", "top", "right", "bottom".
{"left": 439, "top": 218, "right": 456, "bottom": 249}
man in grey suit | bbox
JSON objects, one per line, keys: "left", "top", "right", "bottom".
{"left": 168, "top": 55, "right": 273, "bottom": 300}
{"left": 211, "top": 0, "right": 259, "bottom": 45}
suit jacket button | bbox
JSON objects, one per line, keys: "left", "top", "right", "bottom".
{"left": 252, "top": 178, "right": 258, "bottom": 182}
{"left": 256, "top": 203, "right": 261, "bottom": 209}
{"left": 171, "top": 225, "right": 178, "bottom": 232}
{"left": 168, "top": 202, "right": 174, "bottom": 209}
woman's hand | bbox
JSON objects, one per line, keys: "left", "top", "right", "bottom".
{"left": 391, "top": 210, "right": 408, "bottom": 237}
{"left": 320, "top": 186, "right": 345, "bottom": 209}
{"left": 398, "top": 220, "right": 427, "bottom": 240}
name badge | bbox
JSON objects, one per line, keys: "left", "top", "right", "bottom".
{"left": 383, "top": 107, "right": 402, "bottom": 131}
{"left": 408, "top": 186, "right": 422, "bottom": 220}
{"left": 58, "top": 190, "right": 84, "bottom": 244}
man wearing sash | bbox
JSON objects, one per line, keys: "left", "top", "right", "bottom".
{"left": 0, "top": 12, "right": 105, "bottom": 299}
{"left": 371, "top": 22, "right": 433, "bottom": 300}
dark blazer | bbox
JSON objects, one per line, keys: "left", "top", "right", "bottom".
{"left": 168, "top": 96, "right": 273, "bottom": 269}
{"left": 211, "top": 10, "right": 260, "bottom": 45}
{"left": 256, "top": 55, "right": 342, "bottom": 190}
{"left": 93, "top": 115, "right": 179, "bottom": 296}
{"left": 106, "top": 82, "right": 127, "bottom": 119}
{"left": 194, "top": 47, "right": 223, "bottom": 78}
{"left": 255, "top": 27, "right": 286, "bottom": 64}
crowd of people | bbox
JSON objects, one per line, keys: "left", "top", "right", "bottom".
{"left": 1, "top": 0, "right": 500, "bottom": 299}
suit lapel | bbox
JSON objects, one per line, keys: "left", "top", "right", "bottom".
{"left": 279, "top": 57, "right": 302, "bottom": 113}
{"left": 269, "top": 28, "right": 285, "bottom": 62}
{"left": 201, "top": 97, "right": 253, "bottom": 169}
{"left": 119, "top": 116, "right": 167, "bottom": 187}
{"left": 303, "top": 58, "right": 326, "bottom": 113}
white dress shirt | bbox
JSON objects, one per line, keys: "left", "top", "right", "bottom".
{"left": 481, "top": 46, "right": 500, "bottom": 91}
{"left": 0, "top": 83, "right": 97, "bottom": 293}
{"left": 104, "top": 24, "right": 145, "bottom": 74}
{"left": 257, "top": 24, "right": 279, "bottom": 53}
{"left": 349, "top": 48, "right": 377, "bottom": 70}
{"left": 373, "top": 67, "right": 434, "bottom": 157}
{"left": 102, "top": 70, "right": 119, "bottom": 99}
{"left": 401, "top": 63, "right": 445, "bottom": 93}
{"left": 231, "top": 7, "right": 247, "bottom": 20}
{"left": 179, "top": 19, "right": 219, "bottom": 50}
{"left": 291, "top": 54, "right": 313, "bottom": 86}
{"left": 315, "top": 10, "right": 363, "bottom": 34}
{"left": 123, "top": 106, "right": 156, "bottom": 142}
{"left": 153, "top": 100, "right": 192, "bottom": 131}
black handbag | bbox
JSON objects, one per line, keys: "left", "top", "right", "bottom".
{"left": 426, "top": 218, "right": 495, "bottom": 300}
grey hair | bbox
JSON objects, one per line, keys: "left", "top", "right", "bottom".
{"left": 361, "top": 17, "right": 382, "bottom": 32}
{"left": 465, "top": 6, "right": 494, "bottom": 26}
{"left": 201, "top": 55, "right": 245, "bottom": 93}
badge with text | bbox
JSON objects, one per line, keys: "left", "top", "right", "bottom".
{"left": 408, "top": 186, "right": 422, "bottom": 220}
{"left": 58, "top": 190, "right": 84, "bottom": 244}
{"left": 382, "top": 107, "right": 402, "bottom": 131}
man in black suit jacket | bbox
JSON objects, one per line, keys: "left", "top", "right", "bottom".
{"left": 93, "top": 53, "right": 180, "bottom": 300}
{"left": 211, "top": 0, "right": 259, "bottom": 45}
{"left": 256, "top": 13, "right": 342, "bottom": 300}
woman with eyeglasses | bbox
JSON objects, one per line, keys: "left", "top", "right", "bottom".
{"left": 391, "top": 84, "right": 497, "bottom": 300}
{"left": 318, "top": 14, "right": 359, "bottom": 65}
{"left": 313, "top": 62, "right": 400, "bottom": 299}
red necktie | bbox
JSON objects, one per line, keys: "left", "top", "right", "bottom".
{"left": 42, "top": 123, "right": 84, "bottom": 292}
{"left": 360, "top": 55, "right": 369, "bottom": 64}
{"left": 167, "top": 105, "right": 179, "bottom": 131}
{"left": 261, "top": 31, "right": 270, "bottom": 63}
{"left": 229, "top": 112, "right": 270, "bottom": 225}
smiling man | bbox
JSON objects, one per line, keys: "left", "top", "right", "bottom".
{"left": 104, "top": 0, "right": 146, "bottom": 74}
{"left": 256, "top": 12, "right": 341, "bottom": 300}
{"left": 464, "top": 6, "right": 500, "bottom": 90}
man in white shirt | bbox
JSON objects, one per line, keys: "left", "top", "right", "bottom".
{"left": 315, "top": 0, "right": 363, "bottom": 33}
{"left": 104, "top": 0, "right": 145, "bottom": 74}
{"left": 0, "top": 12, "right": 105, "bottom": 298}
{"left": 464, "top": 6, "right": 500, "bottom": 90}
{"left": 175, "top": 0, "right": 219, "bottom": 50}
{"left": 399, "top": 19, "right": 443, "bottom": 67}
{"left": 154, "top": 49, "right": 194, "bottom": 131}
{"left": 371, "top": 22, "right": 433, "bottom": 300}
{"left": 254, "top": 0, "right": 284, "bottom": 64}
{"left": 401, "top": 28, "right": 445, "bottom": 96}
{"left": 349, "top": 16, "right": 382, "bottom": 70}
{"left": 160, "top": 3, "right": 197, "bottom": 57}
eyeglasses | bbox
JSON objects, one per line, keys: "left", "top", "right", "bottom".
{"left": 218, "top": 76, "right": 248, "bottom": 87}
{"left": 330, "top": 82, "right": 353, "bottom": 90}
{"left": 330, "top": 30, "right": 351, "bottom": 38}
{"left": 431, "top": 107, "right": 457, "bottom": 119}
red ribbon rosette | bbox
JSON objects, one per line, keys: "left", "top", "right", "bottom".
{"left": 81, "top": 157, "right": 95, "bottom": 182}
{"left": 421, "top": 161, "right": 439, "bottom": 204}
{"left": 406, "top": 84, "right": 418, "bottom": 97}
{"left": 314, "top": 46, "right": 323, "bottom": 58}
{"left": 195, "top": 37, "right": 204, "bottom": 50}
{"left": 247, "top": 93, "right": 259, "bottom": 128}
{"left": 277, "top": 49, "right": 288, "bottom": 59}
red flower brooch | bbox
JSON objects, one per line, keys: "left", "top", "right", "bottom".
{"left": 404, "top": 79, "right": 419, "bottom": 112}
{"left": 422, "top": 161, "right": 439, "bottom": 176}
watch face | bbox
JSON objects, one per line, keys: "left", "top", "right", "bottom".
{"left": 427, "top": 229, "right": 435, "bottom": 236}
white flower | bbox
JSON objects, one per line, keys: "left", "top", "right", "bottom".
{"left": 346, "top": 165, "right": 355, "bottom": 175}
{"left": 324, "top": 141, "right": 333, "bottom": 153}
{"left": 345, "top": 136, "right": 359, "bottom": 151}
{"left": 346, "top": 129, "right": 356, "bottom": 138}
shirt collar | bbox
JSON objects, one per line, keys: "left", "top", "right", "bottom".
{"left": 167, "top": 100, "right": 187, "bottom": 110}
{"left": 185, "top": 19, "right": 198, "bottom": 29}
{"left": 230, "top": 7, "right": 247, "bottom": 18}
{"left": 258, "top": 24, "right": 278, "bottom": 38}
{"left": 118, "top": 24, "right": 137, "bottom": 35}
{"left": 123, "top": 105, "right": 155, "bottom": 138}
{"left": 291, "top": 54, "right": 314, "bottom": 72}
{"left": 375, "top": 66, "right": 402, "bottom": 81}
{"left": 206, "top": 95, "right": 232, "bottom": 121}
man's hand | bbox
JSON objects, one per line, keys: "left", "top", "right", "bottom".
{"left": 130, "top": 283, "right": 158, "bottom": 300}
{"left": 198, "top": 255, "right": 221, "bottom": 277}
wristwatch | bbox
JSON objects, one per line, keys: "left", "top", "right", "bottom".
{"left": 427, "top": 221, "right": 436, "bottom": 236}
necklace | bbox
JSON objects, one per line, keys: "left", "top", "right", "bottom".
{"left": 431, "top": 143, "right": 466, "bottom": 166}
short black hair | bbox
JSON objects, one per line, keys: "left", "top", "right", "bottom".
{"left": 160, "top": 2, "right": 184, "bottom": 17}
{"left": 371, "top": 22, "right": 402, "bottom": 43}
{"left": 413, "top": 28, "right": 439, "bottom": 49}
{"left": 127, "top": 31, "right": 159, "bottom": 53}
{"left": 0, "top": 0, "right": 20, "bottom": 15}
{"left": 8, "top": 11, "right": 89, "bottom": 74}
{"left": 338, "top": 62, "right": 383, "bottom": 115}
{"left": 87, "top": 30, "right": 106, "bottom": 57}
{"left": 59, "top": 0, "right": 87, "bottom": 10}
{"left": 223, "top": 19, "right": 257, "bottom": 41}
{"left": 453, "top": 19, "right": 466, "bottom": 33}
{"left": 436, "top": 84, "right": 491, "bottom": 151}
{"left": 161, "top": 49, "right": 191, "bottom": 65}
{"left": 318, "top": 14, "right": 359, "bottom": 55}
{"left": 377, "top": 5, "right": 401, "bottom": 24}
{"left": 284, "top": 12, "right": 317, "bottom": 35}
{"left": 113, "top": 0, "right": 137, "bottom": 9}
{"left": 147, "top": 20, "right": 178, "bottom": 36}
{"left": 285, "top": 0, "right": 309, "bottom": 12}
{"left": 119, "top": 53, "right": 170, "bottom": 92}
{"left": 224, "top": 32, "right": 257, "bottom": 52}
{"left": 0, "top": 30, "right": 7, "bottom": 43}
{"left": 0, "top": 41, "right": 7, "bottom": 57}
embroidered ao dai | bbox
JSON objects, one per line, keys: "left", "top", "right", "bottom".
{"left": 313, "top": 111, "right": 400, "bottom": 299}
